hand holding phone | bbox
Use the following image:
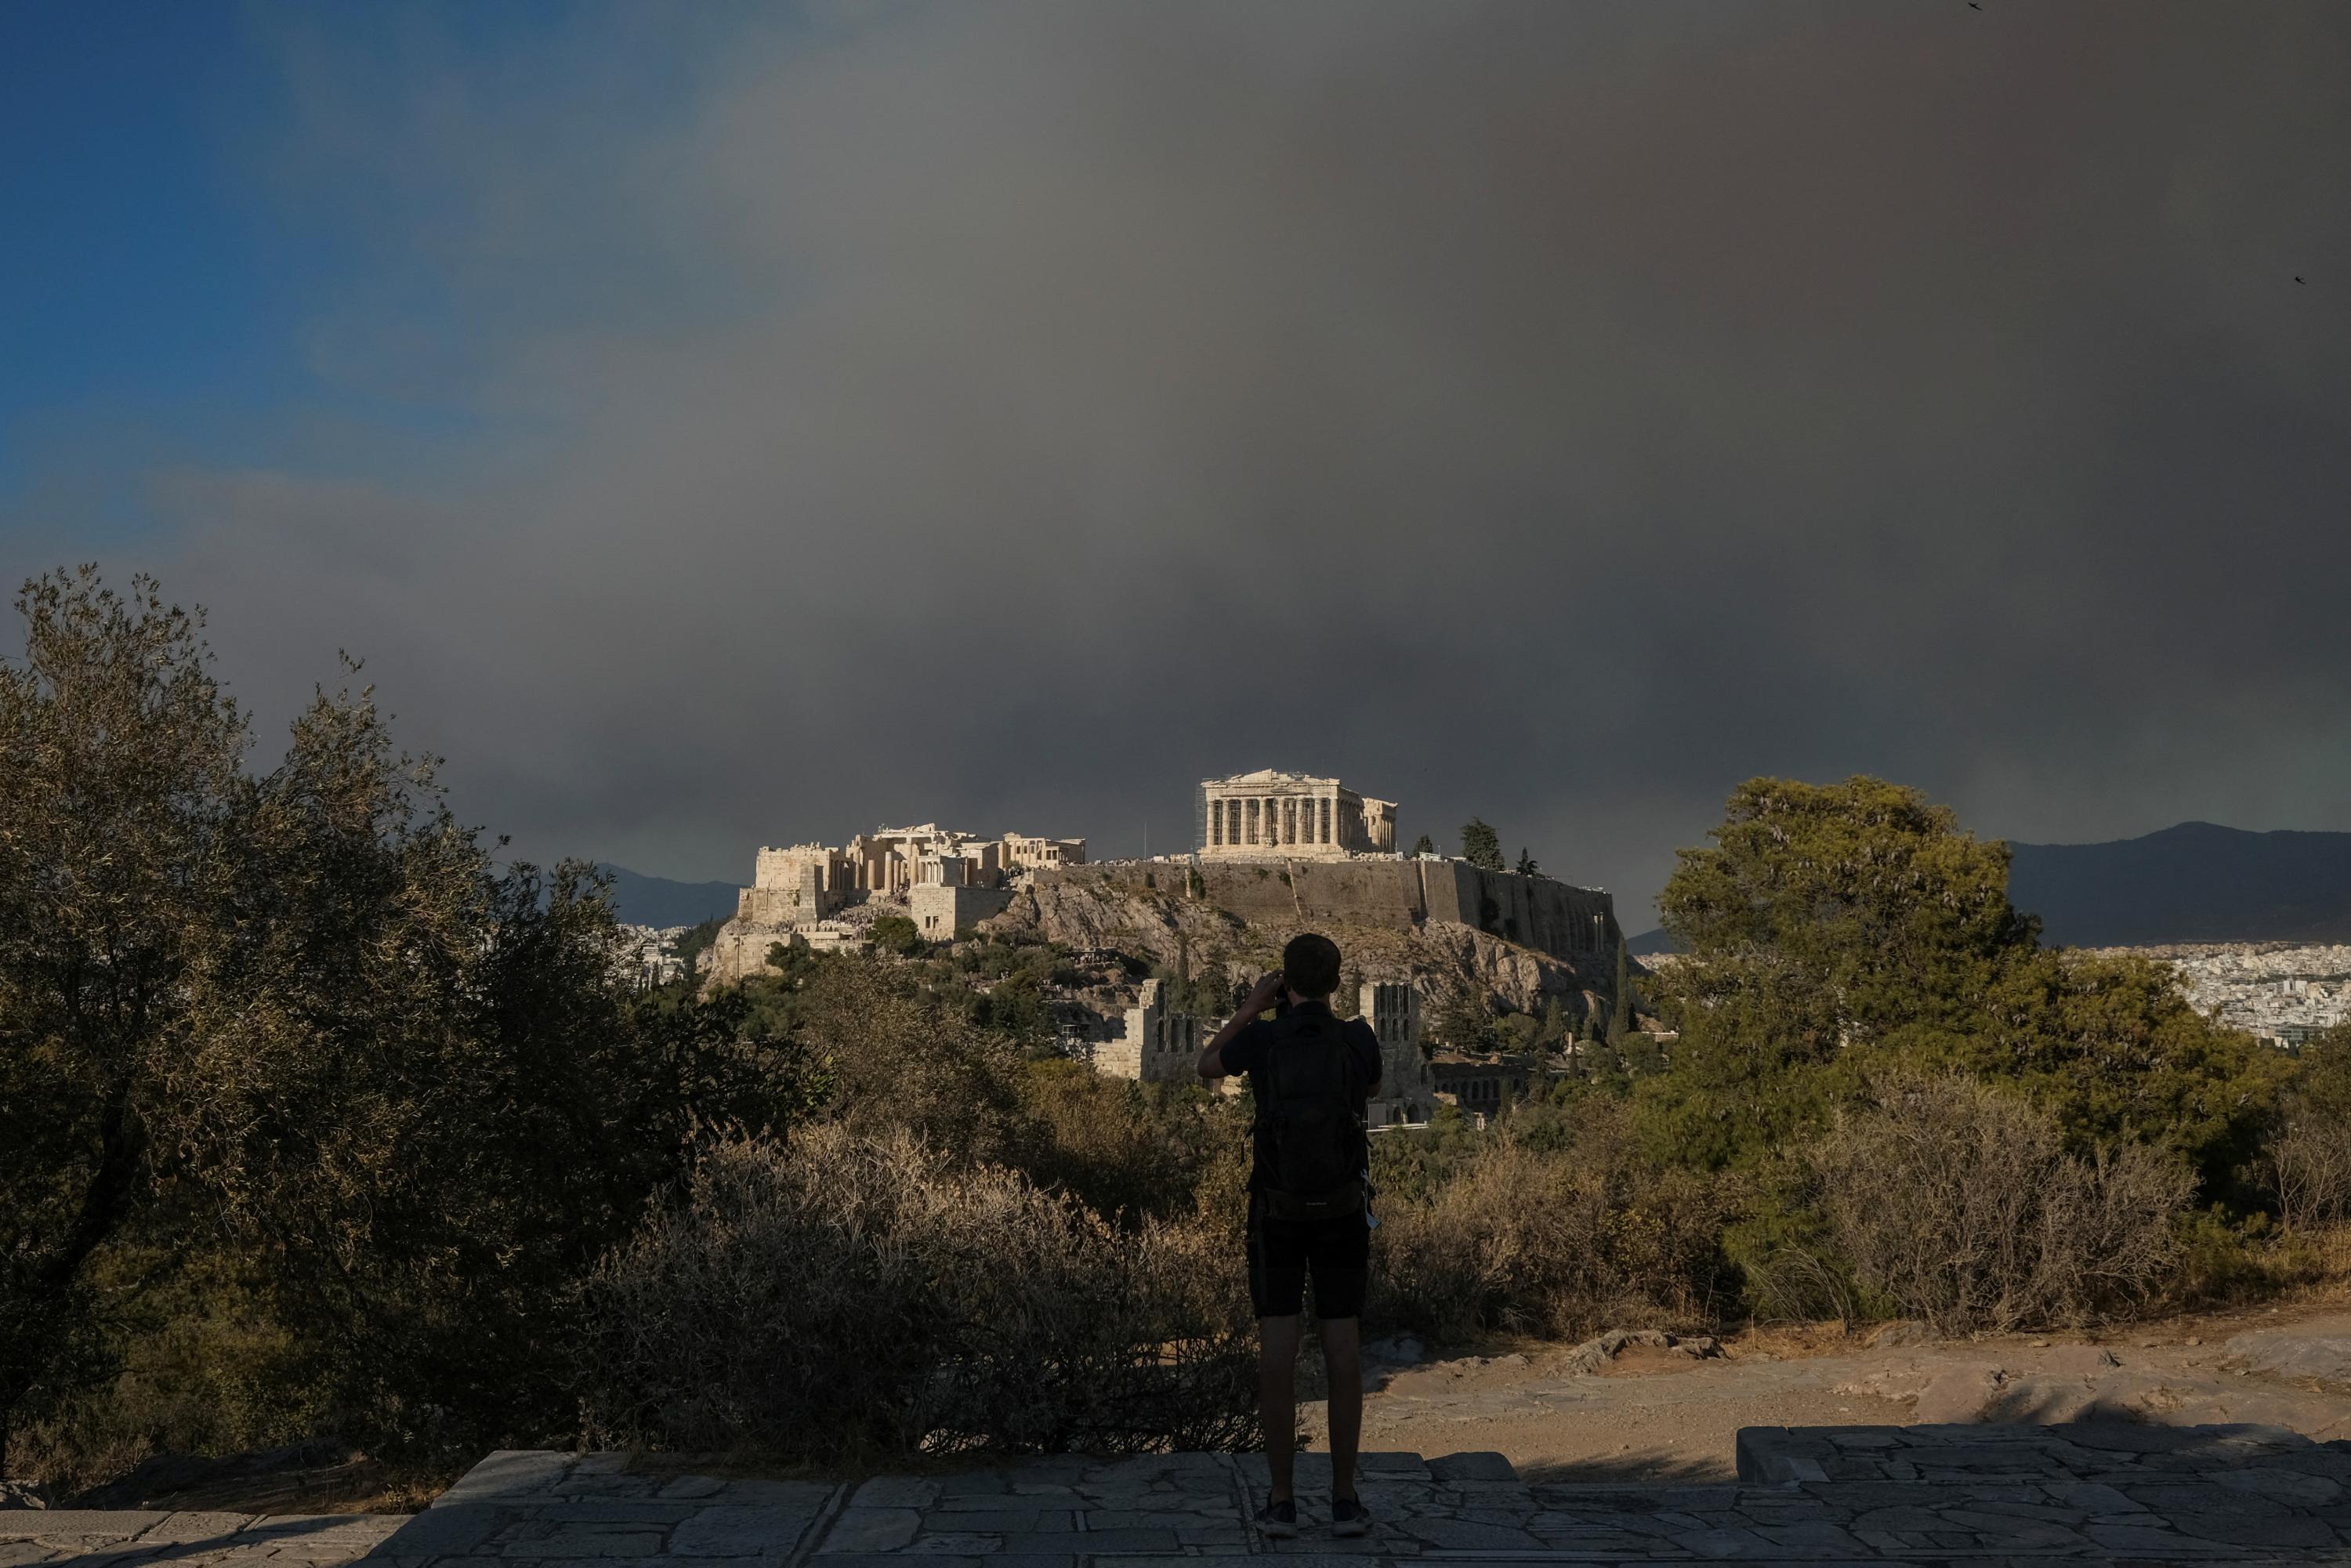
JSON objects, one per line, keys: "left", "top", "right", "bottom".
{"left": 1248, "top": 969, "right": 1288, "bottom": 1015}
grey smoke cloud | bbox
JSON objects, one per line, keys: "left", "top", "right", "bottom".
{"left": 11, "top": 1, "right": 2351, "bottom": 918}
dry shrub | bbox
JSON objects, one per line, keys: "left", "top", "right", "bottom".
{"left": 1015, "top": 1063, "right": 1234, "bottom": 1225}
{"left": 577, "top": 1124, "right": 1258, "bottom": 1459}
{"left": 1373, "top": 1105, "right": 1737, "bottom": 1343}
{"left": 2269, "top": 1116, "right": 2351, "bottom": 1233}
{"left": 1814, "top": 1077, "right": 2193, "bottom": 1332}
{"left": 799, "top": 963, "right": 1026, "bottom": 1168}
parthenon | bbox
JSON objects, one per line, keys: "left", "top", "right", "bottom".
{"left": 1195, "top": 770, "right": 1396, "bottom": 859}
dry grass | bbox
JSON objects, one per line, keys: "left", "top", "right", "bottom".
{"left": 1813, "top": 1077, "right": 2193, "bottom": 1333}
{"left": 1716, "top": 1318, "right": 1864, "bottom": 1360}
{"left": 1739, "top": 1242, "right": 1862, "bottom": 1327}
{"left": 576, "top": 1125, "right": 1260, "bottom": 1461}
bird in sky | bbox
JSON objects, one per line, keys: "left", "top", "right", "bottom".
{"left": 2296, "top": 276, "right": 2307, "bottom": 284}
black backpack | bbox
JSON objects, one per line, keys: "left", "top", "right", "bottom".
{"left": 1258, "top": 1012, "right": 1367, "bottom": 1221}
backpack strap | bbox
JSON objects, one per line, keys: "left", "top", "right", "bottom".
{"left": 1255, "top": 1026, "right": 1278, "bottom": 1136}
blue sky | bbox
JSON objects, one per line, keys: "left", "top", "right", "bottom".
{"left": 2, "top": 2, "right": 302, "bottom": 517}
{"left": 0, "top": 2, "right": 744, "bottom": 522}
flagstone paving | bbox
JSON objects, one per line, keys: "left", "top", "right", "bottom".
{"left": 12, "top": 1424, "right": 2351, "bottom": 1568}
{"left": 0, "top": 1508, "right": 406, "bottom": 1566}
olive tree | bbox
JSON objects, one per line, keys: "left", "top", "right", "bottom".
{"left": 0, "top": 570, "right": 248, "bottom": 1471}
{"left": 1, "top": 568, "right": 822, "bottom": 1475}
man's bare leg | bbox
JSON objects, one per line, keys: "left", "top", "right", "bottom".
{"left": 1259, "top": 1313, "right": 1303, "bottom": 1501}
{"left": 1320, "top": 1316, "right": 1364, "bottom": 1500}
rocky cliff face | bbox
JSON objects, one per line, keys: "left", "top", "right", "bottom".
{"left": 981, "top": 871, "right": 1615, "bottom": 1020}
{"left": 980, "top": 875, "right": 1244, "bottom": 970}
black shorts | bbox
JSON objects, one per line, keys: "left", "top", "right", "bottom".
{"left": 1246, "top": 1191, "right": 1371, "bottom": 1320}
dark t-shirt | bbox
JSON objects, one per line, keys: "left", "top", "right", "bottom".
{"left": 1219, "top": 1001, "right": 1382, "bottom": 1193}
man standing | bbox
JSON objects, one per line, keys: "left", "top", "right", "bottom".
{"left": 1197, "top": 932, "right": 1382, "bottom": 1539}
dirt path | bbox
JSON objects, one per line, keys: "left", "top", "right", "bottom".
{"left": 1301, "top": 1304, "right": 2351, "bottom": 1482}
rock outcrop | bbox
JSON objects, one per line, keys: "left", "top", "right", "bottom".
{"left": 2225, "top": 1320, "right": 2351, "bottom": 1391}
{"left": 982, "top": 870, "right": 1617, "bottom": 1020}
{"left": 980, "top": 874, "right": 1245, "bottom": 972}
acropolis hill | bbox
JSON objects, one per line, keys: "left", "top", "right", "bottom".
{"left": 700, "top": 771, "right": 1630, "bottom": 1088}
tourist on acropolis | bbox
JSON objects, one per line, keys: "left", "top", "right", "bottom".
{"left": 1196, "top": 932, "right": 1382, "bottom": 1540}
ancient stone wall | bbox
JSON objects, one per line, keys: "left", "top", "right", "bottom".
{"left": 737, "top": 863, "right": 836, "bottom": 928}
{"left": 1421, "top": 860, "right": 1619, "bottom": 960}
{"left": 1063, "top": 859, "right": 1621, "bottom": 968}
{"left": 909, "top": 882, "right": 1012, "bottom": 943}
{"left": 1067, "top": 979, "right": 1198, "bottom": 1083}
{"left": 1361, "top": 978, "right": 1435, "bottom": 1124}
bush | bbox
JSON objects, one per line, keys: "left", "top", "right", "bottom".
{"left": 2169, "top": 1206, "right": 2302, "bottom": 1305}
{"left": 1812, "top": 1077, "right": 2192, "bottom": 1332}
{"left": 2269, "top": 1117, "right": 2351, "bottom": 1233}
{"left": 578, "top": 1127, "right": 1259, "bottom": 1460}
{"left": 2266, "top": 1029, "right": 2351, "bottom": 1231}
{"left": 1371, "top": 1103, "right": 1737, "bottom": 1343}
{"left": 7, "top": 1251, "right": 330, "bottom": 1499}
{"left": 870, "top": 914, "right": 922, "bottom": 955}
{"left": 798, "top": 961, "right": 1027, "bottom": 1168}
{"left": 1016, "top": 1063, "right": 1237, "bottom": 1226}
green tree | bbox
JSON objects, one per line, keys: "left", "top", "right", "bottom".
{"left": 1516, "top": 847, "right": 1540, "bottom": 877}
{"left": 1494, "top": 1011, "right": 1541, "bottom": 1054}
{"left": 670, "top": 916, "right": 724, "bottom": 977}
{"left": 0, "top": 568, "right": 825, "bottom": 1475}
{"left": 1913, "top": 949, "right": 2287, "bottom": 1185}
{"left": 173, "top": 699, "right": 825, "bottom": 1463}
{"left": 1431, "top": 992, "right": 1495, "bottom": 1054}
{"left": 1609, "top": 938, "right": 1634, "bottom": 1041}
{"left": 2288, "top": 1021, "right": 2351, "bottom": 1123}
{"left": 0, "top": 571, "right": 248, "bottom": 1470}
{"left": 977, "top": 967, "right": 1056, "bottom": 1049}
{"left": 1637, "top": 776, "right": 2277, "bottom": 1183}
{"left": 1460, "top": 818, "right": 1503, "bottom": 872}
{"left": 1636, "top": 777, "right": 2035, "bottom": 1167}
{"left": 870, "top": 913, "right": 922, "bottom": 955}
{"left": 1538, "top": 997, "right": 1570, "bottom": 1052}
{"left": 1411, "top": 834, "right": 1435, "bottom": 857}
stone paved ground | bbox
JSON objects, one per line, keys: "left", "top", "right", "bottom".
{"left": 0, "top": 1507, "right": 405, "bottom": 1568}
{"left": 13, "top": 1424, "right": 2351, "bottom": 1568}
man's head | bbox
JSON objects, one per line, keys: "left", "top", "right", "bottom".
{"left": 1281, "top": 932, "right": 1342, "bottom": 1000}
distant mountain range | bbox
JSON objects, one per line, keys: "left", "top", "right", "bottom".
{"left": 2005, "top": 822, "right": 2351, "bottom": 947}
{"left": 1628, "top": 821, "right": 2351, "bottom": 954}
{"left": 596, "top": 864, "right": 742, "bottom": 928}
